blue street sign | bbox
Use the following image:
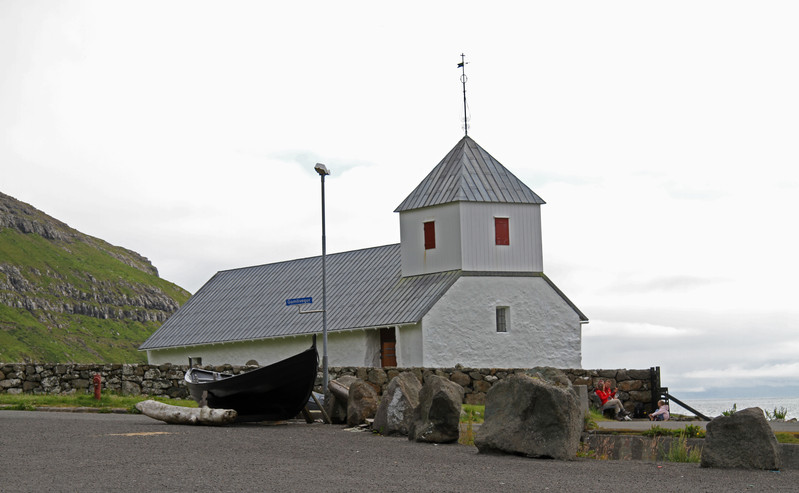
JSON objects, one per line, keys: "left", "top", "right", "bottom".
{"left": 286, "top": 297, "right": 313, "bottom": 306}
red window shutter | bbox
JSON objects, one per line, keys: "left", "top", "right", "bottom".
{"left": 495, "top": 217, "right": 509, "bottom": 245}
{"left": 424, "top": 221, "right": 436, "bottom": 250}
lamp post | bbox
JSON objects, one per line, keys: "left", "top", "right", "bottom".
{"left": 314, "top": 162, "right": 331, "bottom": 393}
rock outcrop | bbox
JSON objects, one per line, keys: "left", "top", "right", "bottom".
{"left": 0, "top": 191, "right": 190, "bottom": 363}
{"left": 0, "top": 191, "right": 158, "bottom": 274}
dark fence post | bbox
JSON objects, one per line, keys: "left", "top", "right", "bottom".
{"left": 649, "top": 366, "right": 662, "bottom": 413}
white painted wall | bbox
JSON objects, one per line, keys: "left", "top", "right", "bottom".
{"left": 459, "top": 202, "right": 543, "bottom": 272}
{"left": 399, "top": 203, "right": 462, "bottom": 276}
{"left": 421, "top": 276, "right": 581, "bottom": 368}
{"left": 146, "top": 329, "right": 381, "bottom": 367}
{"left": 396, "top": 323, "right": 423, "bottom": 367}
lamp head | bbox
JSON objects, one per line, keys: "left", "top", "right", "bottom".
{"left": 314, "top": 163, "right": 331, "bottom": 176}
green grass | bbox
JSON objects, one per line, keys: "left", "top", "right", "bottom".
{"left": 775, "top": 432, "right": 799, "bottom": 444}
{"left": 461, "top": 404, "right": 484, "bottom": 423}
{"left": 642, "top": 424, "right": 705, "bottom": 439}
{"left": 588, "top": 407, "right": 611, "bottom": 420}
{"left": 0, "top": 392, "right": 197, "bottom": 413}
{"left": 0, "top": 227, "right": 190, "bottom": 363}
{"left": 459, "top": 404, "right": 483, "bottom": 446}
{"left": 766, "top": 407, "right": 790, "bottom": 420}
{"left": 664, "top": 432, "right": 702, "bottom": 463}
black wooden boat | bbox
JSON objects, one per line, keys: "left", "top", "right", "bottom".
{"left": 184, "top": 336, "right": 318, "bottom": 422}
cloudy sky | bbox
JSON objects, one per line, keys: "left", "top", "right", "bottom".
{"left": 2, "top": 1, "right": 797, "bottom": 399}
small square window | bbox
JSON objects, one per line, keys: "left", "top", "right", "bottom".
{"left": 424, "top": 221, "right": 436, "bottom": 250}
{"left": 496, "top": 306, "right": 509, "bottom": 332}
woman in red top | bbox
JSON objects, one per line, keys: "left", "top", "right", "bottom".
{"left": 595, "top": 379, "right": 630, "bottom": 420}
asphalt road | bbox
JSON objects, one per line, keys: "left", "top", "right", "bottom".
{"left": 0, "top": 411, "right": 796, "bottom": 492}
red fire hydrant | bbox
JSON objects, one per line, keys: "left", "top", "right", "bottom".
{"left": 93, "top": 374, "right": 102, "bottom": 400}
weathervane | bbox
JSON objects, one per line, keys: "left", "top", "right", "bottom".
{"left": 458, "top": 53, "right": 470, "bottom": 136}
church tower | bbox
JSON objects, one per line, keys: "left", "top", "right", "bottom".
{"left": 395, "top": 136, "right": 546, "bottom": 277}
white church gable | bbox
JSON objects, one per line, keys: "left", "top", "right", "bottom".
{"left": 421, "top": 276, "right": 582, "bottom": 368}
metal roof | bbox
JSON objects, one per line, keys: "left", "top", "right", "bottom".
{"left": 395, "top": 136, "right": 545, "bottom": 212}
{"left": 139, "top": 244, "right": 461, "bottom": 350}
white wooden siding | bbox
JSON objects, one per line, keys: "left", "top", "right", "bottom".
{"left": 399, "top": 202, "right": 543, "bottom": 276}
{"left": 400, "top": 203, "right": 462, "bottom": 277}
{"left": 460, "top": 202, "right": 543, "bottom": 272}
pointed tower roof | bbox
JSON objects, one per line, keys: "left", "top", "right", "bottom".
{"left": 394, "top": 136, "right": 545, "bottom": 212}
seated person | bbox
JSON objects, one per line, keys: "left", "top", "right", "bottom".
{"left": 595, "top": 379, "right": 630, "bottom": 421}
{"left": 649, "top": 400, "right": 670, "bottom": 421}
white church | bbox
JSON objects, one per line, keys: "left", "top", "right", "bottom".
{"left": 140, "top": 136, "right": 587, "bottom": 368}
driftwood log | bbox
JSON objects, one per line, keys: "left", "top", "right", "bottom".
{"left": 135, "top": 400, "right": 237, "bottom": 425}
{"left": 328, "top": 380, "right": 350, "bottom": 403}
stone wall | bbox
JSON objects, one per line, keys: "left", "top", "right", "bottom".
{"left": 327, "top": 366, "right": 656, "bottom": 412}
{"left": 0, "top": 363, "right": 193, "bottom": 398}
{"left": 0, "top": 363, "right": 657, "bottom": 412}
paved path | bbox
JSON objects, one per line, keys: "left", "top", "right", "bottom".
{"left": 1, "top": 411, "right": 797, "bottom": 492}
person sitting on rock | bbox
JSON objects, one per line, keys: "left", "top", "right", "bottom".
{"left": 595, "top": 379, "right": 631, "bottom": 421}
{"left": 649, "top": 400, "right": 670, "bottom": 421}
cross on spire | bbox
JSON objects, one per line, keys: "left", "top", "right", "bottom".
{"left": 458, "top": 53, "right": 469, "bottom": 136}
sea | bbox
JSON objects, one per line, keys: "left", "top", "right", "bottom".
{"left": 669, "top": 396, "right": 799, "bottom": 420}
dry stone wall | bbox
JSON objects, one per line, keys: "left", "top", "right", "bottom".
{"left": 0, "top": 363, "right": 197, "bottom": 398}
{"left": 0, "top": 363, "right": 656, "bottom": 412}
{"left": 327, "top": 366, "right": 656, "bottom": 412}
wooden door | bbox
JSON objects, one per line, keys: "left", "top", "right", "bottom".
{"left": 380, "top": 328, "right": 397, "bottom": 367}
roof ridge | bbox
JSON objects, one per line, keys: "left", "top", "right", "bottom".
{"left": 215, "top": 243, "right": 402, "bottom": 274}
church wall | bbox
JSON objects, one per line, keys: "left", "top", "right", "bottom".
{"left": 459, "top": 202, "right": 543, "bottom": 272}
{"left": 421, "top": 276, "right": 581, "bottom": 368}
{"left": 399, "top": 203, "right": 462, "bottom": 276}
{"left": 396, "top": 322, "right": 423, "bottom": 367}
{"left": 146, "top": 329, "right": 380, "bottom": 367}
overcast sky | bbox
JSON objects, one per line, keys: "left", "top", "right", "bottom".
{"left": 2, "top": 1, "right": 797, "bottom": 400}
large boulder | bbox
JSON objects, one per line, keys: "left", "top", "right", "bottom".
{"left": 324, "top": 375, "right": 357, "bottom": 424}
{"left": 409, "top": 375, "right": 464, "bottom": 443}
{"left": 373, "top": 372, "right": 422, "bottom": 436}
{"left": 346, "top": 379, "right": 379, "bottom": 427}
{"left": 525, "top": 366, "right": 573, "bottom": 388}
{"left": 474, "top": 373, "right": 582, "bottom": 460}
{"left": 701, "top": 407, "right": 781, "bottom": 470}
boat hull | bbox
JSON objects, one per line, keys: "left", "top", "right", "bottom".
{"left": 185, "top": 339, "right": 318, "bottom": 422}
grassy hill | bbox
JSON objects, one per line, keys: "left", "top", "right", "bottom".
{"left": 0, "top": 192, "right": 190, "bottom": 363}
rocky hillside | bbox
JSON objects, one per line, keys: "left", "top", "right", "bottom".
{"left": 0, "top": 191, "right": 191, "bottom": 363}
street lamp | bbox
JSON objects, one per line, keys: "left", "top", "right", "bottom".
{"left": 314, "top": 162, "right": 331, "bottom": 393}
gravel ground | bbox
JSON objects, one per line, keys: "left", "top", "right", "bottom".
{"left": 0, "top": 411, "right": 796, "bottom": 492}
